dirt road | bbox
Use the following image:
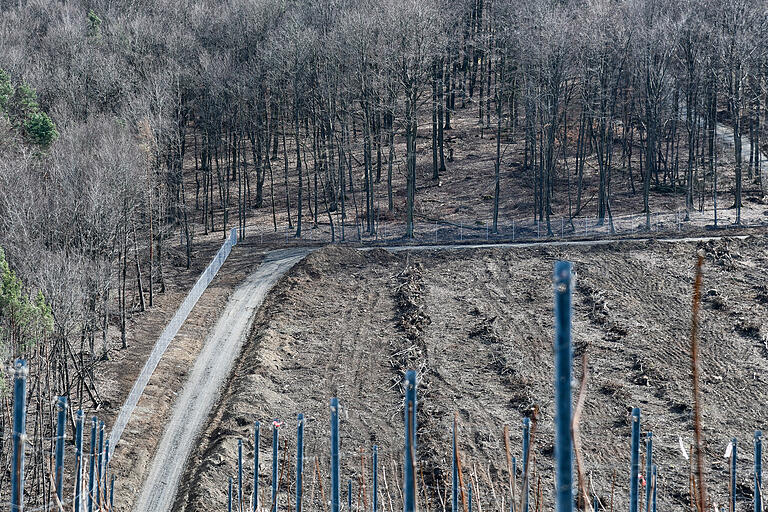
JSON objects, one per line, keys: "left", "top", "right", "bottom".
{"left": 133, "top": 248, "right": 310, "bottom": 512}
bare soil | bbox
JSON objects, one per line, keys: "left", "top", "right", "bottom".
{"left": 174, "top": 236, "right": 768, "bottom": 512}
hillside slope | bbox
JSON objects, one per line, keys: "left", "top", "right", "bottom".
{"left": 174, "top": 237, "right": 768, "bottom": 512}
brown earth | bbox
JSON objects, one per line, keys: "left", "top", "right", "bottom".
{"left": 174, "top": 236, "right": 768, "bottom": 512}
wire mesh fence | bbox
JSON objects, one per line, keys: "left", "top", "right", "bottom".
{"left": 108, "top": 227, "right": 238, "bottom": 459}
{"left": 242, "top": 207, "right": 768, "bottom": 249}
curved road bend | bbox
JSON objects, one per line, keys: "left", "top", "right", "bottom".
{"left": 134, "top": 248, "right": 310, "bottom": 512}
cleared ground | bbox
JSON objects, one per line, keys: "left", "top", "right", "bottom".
{"left": 172, "top": 235, "right": 768, "bottom": 512}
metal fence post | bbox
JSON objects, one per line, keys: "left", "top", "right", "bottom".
{"left": 756, "top": 431, "right": 763, "bottom": 512}
{"left": 254, "top": 422, "right": 260, "bottom": 512}
{"left": 404, "top": 370, "right": 417, "bottom": 512}
{"left": 11, "top": 359, "right": 27, "bottom": 512}
{"left": 348, "top": 480, "right": 353, "bottom": 512}
{"left": 630, "top": 408, "right": 641, "bottom": 512}
{"left": 296, "top": 414, "right": 305, "bottom": 512}
{"left": 468, "top": 482, "right": 473, "bottom": 512}
{"left": 75, "top": 409, "right": 85, "bottom": 512}
{"left": 732, "top": 438, "right": 738, "bottom": 512}
{"left": 651, "top": 465, "right": 657, "bottom": 512}
{"left": 645, "top": 432, "right": 653, "bottom": 512}
{"left": 239, "top": 439, "right": 244, "bottom": 511}
{"left": 453, "top": 418, "right": 458, "bottom": 512}
{"left": 229, "top": 477, "right": 234, "bottom": 512}
{"left": 88, "top": 416, "right": 97, "bottom": 512}
{"left": 373, "top": 445, "right": 379, "bottom": 512}
{"left": 109, "top": 475, "right": 115, "bottom": 512}
{"left": 331, "top": 398, "right": 340, "bottom": 512}
{"left": 272, "top": 420, "right": 280, "bottom": 512}
{"left": 522, "top": 417, "right": 530, "bottom": 512}
{"left": 553, "top": 261, "right": 573, "bottom": 512}
{"left": 54, "top": 396, "right": 67, "bottom": 503}
{"left": 97, "top": 420, "right": 105, "bottom": 508}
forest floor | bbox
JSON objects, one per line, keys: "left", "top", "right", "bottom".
{"left": 183, "top": 97, "right": 768, "bottom": 249}
{"left": 172, "top": 236, "right": 768, "bottom": 512}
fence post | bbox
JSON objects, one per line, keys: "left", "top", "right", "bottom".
{"left": 348, "top": 480, "right": 353, "bottom": 512}
{"left": 331, "top": 398, "right": 340, "bottom": 512}
{"left": 404, "top": 370, "right": 417, "bottom": 512}
{"left": 452, "top": 418, "right": 458, "bottom": 512}
{"left": 229, "top": 477, "right": 234, "bottom": 512}
{"left": 522, "top": 417, "right": 530, "bottom": 512}
{"left": 109, "top": 475, "right": 115, "bottom": 512}
{"left": 373, "top": 445, "right": 379, "bottom": 512}
{"left": 756, "top": 431, "right": 763, "bottom": 512}
{"left": 75, "top": 410, "right": 85, "bottom": 512}
{"left": 11, "top": 359, "right": 27, "bottom": 512}
{"left": 468, "top": 482, "right": 473, "bottom": 512}
{"left": 97, "top": 420, "right": 105, "bottom": 508}
{"left": 88, "top": 416, "right": 97, "bottom": 512}
{"left": 553, "top": 261, "right": 573, "bottom": 512}
{"left": 239, "top": 439, "right": 244, "bottom": 511}
{"left": 732, "top": 438, "right": 738, "bottom": 512}
{"left": 511, "top": 456, "right": 517, "bottom": 512}
{"left": 644, "top": 432, "right": 653, "bottom": 512}
{"left": 593, "top": 496, "right": 599, "bottom": 512}
{"left": 651, "top": 465, "right": 657, "bottom": 512}
{"left": 54, "top": 395, "right": 67, "bottom": 503}
{"left": 296, "top": 414, "right": 305, "bottom": 512}
{"left": 254, "top": 422, "right": 260, "bottom": 512}
{"left": 630, "top": 408, "right": 641, "bottom": 512}
{"left": 272, "top": 420, "right": 280, "bottom": 512}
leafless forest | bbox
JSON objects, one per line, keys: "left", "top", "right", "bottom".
{"left": 0, "top": 0, "right": 767, "bottom": 508}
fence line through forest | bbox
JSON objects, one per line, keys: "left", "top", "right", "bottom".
{"left": 107, "top": 227, "right": 238, "bottom": 460}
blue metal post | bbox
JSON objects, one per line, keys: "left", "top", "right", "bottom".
{"left": 522, "top": 418, "right": 531, "bottom": 512}
{"left": 97, "top": 420, "right": 104, "bottom": 508}
{"left": 254, "top": 422, "right": 260, "bottom": 512}
{"left": 593, "top": 496, "right": 599, "bottom": 512}
{"left": 651, "top": 465, "right": 657, "bottom": 512}
{"left": 403, "top": 370, "right": 417, "bottom": 512}
{"left": 75, "top": 410, "right": 85, "bottom": 512}
{"left": 88, "top": 416, "right": 97, "bottom": 512}
{"left": 644, "top": 432, "right": 653, "bottom": 512}
{"left": 272, "top": 420, "right": 280, "bottom": 512}
{"left": 229, "top": 477, "right": 234, "bottom": 512}
{"left": 11, "top": 359, "right": 27, "bottom": 512}
{"left": 630, "top": 408, "right": 641, "bottom": 512}
{"left": 468, "top": 482, "right": 473, "bottom": 512}
{"left": 331, "top": 399, "right": 340, "bottom": 512}
{"left": 109, "top": 476, "right": 115, "bottom": 512}
{"left": 511, "top": 457, "right": 517, "bottom": 512}
{"left": 373, "top": 445, "right": 379, "bottom": 512}
{"left": 553, "top": 261, "right": 573, "bottom": 512}
{"left": 54, "top": 396, "right": 67, "bottom": 503}
{"left": 239, "top": 439, "right": 244, "bottom": 511}
{"left": 756, "top": 432, "right": 763, "bottom": 512}
{"left": 348, "top": 480, "right": 353, "bottom": 512}
{"left": 732, "top": 438, "right": 738, "bottom": 512}
{"left": 296, "top": 414, "right": 305, "bottom": 512}
{"left": 452, "top": 419, "right": 458, "bottom": 512}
